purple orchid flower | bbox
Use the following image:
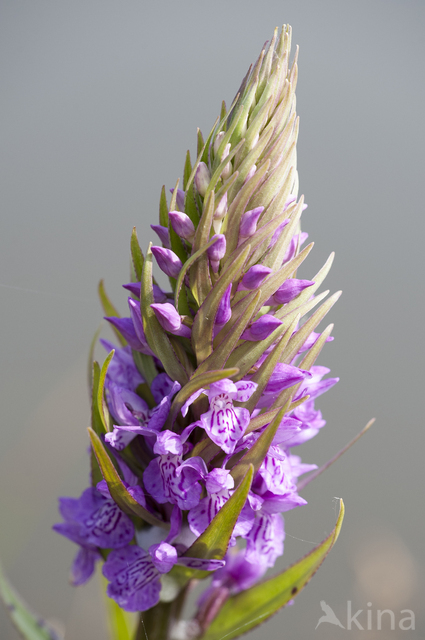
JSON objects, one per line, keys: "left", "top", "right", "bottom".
{"left": 53, "top": 487, "right": 134, "bottom": 585}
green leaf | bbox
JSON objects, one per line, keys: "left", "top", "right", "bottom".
{"left": 201, "top": 500, "right": 345, "bottom": 640}
{"left": 97, "top": 350, "right": 114, "bottom": 433}
{"left": 87, "top": 323, "right": 102, "bottom": 391}
{"left": 87, "top": 427, "right": 167, "bottom": 529}
{"left": 230, "top": 404, "right": 288, "bottom": 486}
{"left": 130, "top": 227, "right": 145, "bottom": 282}
{"left": 140, "top": 244, "right": 189, "bottom": 386}
{"left": 159, "top": 185, "right": 169, "bottom": 228}
{"left": 132, "top": 350, "right": 157, "bottom": 387}
{"left": 0, "top": 562, "right": 63, "bottom": 640}
{"left": 98, "top": 280, "right": 126, "bottom": 347}
{"left": 222, "top": 160, "right": 270, "bottom": 258}
{"left": 183, "top": 150, "right": 192, "bottom": 191}
{"left": 243, "top": 314, "right": 299, "bottom": 414}
{"left": 195, "top": 291, "right": 260, "bottom": 376}
{"left": 281, "top": 290, "right": 341, "bottom": 364}
{"left": 189, "top": 190, "right": 215, "bottom": 306}
{"left": 102, "top": 576, "right": 135, "bottom": 640}
{"left": 171, "top": 466, "right": 254, "bottom": 584}
{"left": 191, "top": 244, "right": 251, "bottom": 364}
{"left": 189, "top": 464, "right": 253, "bottom": 559}
{"left": 175, "top": 234, "right": 220, "bottom": 311}
{"left": 91, "top": 361, "right": 104, "bottom": 436}
{"left": 225, "top": 321, "right": 288, "bottom": 380}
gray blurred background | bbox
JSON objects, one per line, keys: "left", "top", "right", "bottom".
{"left": 1, "top": 1, "right": 424, "bottom": 638}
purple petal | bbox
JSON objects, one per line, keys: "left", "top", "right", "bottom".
{"left": 181, "top": 388, "right": 205, "bottom": 416}
{"left": 239, "top": 207, "right": 264, "bottom": 240}
{"left": 168, "top": 211, "right": 195, "bottom": 241}
{"left": 273, "top": 279, "right": 314, "bottom": 304}
{"left": 244, "top": 513, "right": 284, "bottom": 569}
{"left": 153, "top": 430, "right": 184, "bottom": 456}
{"left": 215, "top": 283, "right": 232, "bottom": 326}
{"left": 105, "top": 316, "right": 142, "bottom": 351}
{"left": 149, "top": 541, "right": 178, "bottom": 573}
{"left": 194, "top": 162, "right": 211, "bottom": 197}
{"left": 151, "top": 302, "right": 191, "bottom": 337}
{"left": 234, "top": 380, "right": 258, "bottom": 402}
{"left": 241, "top": 314, "right": 282, "bottom": 341}
{"left": 71, "top": 547, "right": 99, "bottom": 586}
{"left": 103, "top": 546, "right": 161, "bottom": 612}
{"left": 238, "top": 265, "right": 272, "bottom": 291}
{"left": 151, "top": 246, "right": 183, "bottom": 279}
{"left": 170, "top": 187, "right": 186, "bottom": 212}
{"left": 207, "top": 234, "right": 226, "bottom": 273}
{"left": 151, "top": 224, "right": 170, "bottom": 249}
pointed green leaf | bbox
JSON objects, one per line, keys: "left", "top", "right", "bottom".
{"left": 87, "top": 427, "right": 167, "bottom": 529}
{"left": 281, "top": 291, "right": 341, "bottom": 364}
{"left": 130, "top": 227, "right": 145, "bottom": 282}
{"left": 132, "top": 350, "right": 157, "bottom": 387}
{"left": 212, "top": 105, "right": 244, "bottom": 171}
{"left": 98, "top": 280, "right": 126, "bottom": 347}
{"left": 0, "top": 563, "right": 63, "bottom": 640}
{"left": 195, "top": 291, "right": 260, "bottom": 376}
{"left": 223, "top": 160, "right": 270, "bottom": 258}
{"left": 87, "top": 323, "right": 102, "bottom": 391}
{"left": 231, "top": 404, "right": 288, "bottom": 486}
{"left": 244, "top": 396, "right": 308, "bottom": 437}
{"left": 175, "top": 234, "right": 220, "bottom": 310}
{"left": 171, "top": 466, "right": 254, "bottom": 584}
{"left": 183, "top": 150, "right": 192, "bottom": 192}
{"left": 202, "top": 500, "right": 345, "bottom": 640}
{"left": 141, "top": 244, "right": 189, "bottom": 386}
{"left": 275, "top": 252, "right": 335, "bottom": 319}
{"left": 189, "top": 190, "right": 215, "bottom": 305}
{"left": 91, "top": 361, "right": 104, "bottom": 436}
{"left": 191, "top": 245, "right": 251, "bottom": 364}
{"left": 97, "top": 350, "right": 114, "bottom": 433}
{"left": 226, "top": 321, "right": 287, "bottom": 380}
{"left": 102, "top": 576, "right": 135, "bottom": 640}
{"left": 189, "top": 465, "right": 253, "bottom": 560}
{"left": 204, "top": 138, "right": 245, "bottom": 201}
{"left": 243, "top": 314, "right": 300, "bottom": 414}
{"left": 159, "top": 185, "right": 169, "bottom": 228}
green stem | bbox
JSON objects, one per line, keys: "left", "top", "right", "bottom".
{"left": 135, "top": 601, "right": 173, "bottom": 640}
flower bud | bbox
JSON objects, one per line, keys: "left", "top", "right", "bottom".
{"left": 168, "top": 211, "right": 195, "bottom": 242}
{"left": 151, "top": 246, "right": 183, "bottom": 279}
{"left": 150, "top": 303, "right": 191, "bottom": 338}
{"left": 150, "top": 224, "right": 170, "bottom": 248}
{"left": 213, "top": 131, "right": 225, "bottom": 155}
{"left": 215, "top": 283, "right": 232, "bottom": 326}
{"left": 238, "top": 207, "right": 264, "bottom": 245}
{"left": 220, "top": 143, "right": 232, "bottom": 181}
{"left": 241, "top": 314, "right": 282, "bottom": 341}
{"left": 122, "top": 282, "right": 167, "bottom": 303}
{"left": 170, "top": 187, "right": 186, "bottom": 211}
{"left": 194, "top": 162, "right": 211, "bottom": 197}
{"left": 272, "top": 279, "right": 314, "bottom": 304}
{"left": 207, "top": 234, "right": 226, "bottom": 273}
{"left": 238, "top": 265, "right": 272, "bottom": 291}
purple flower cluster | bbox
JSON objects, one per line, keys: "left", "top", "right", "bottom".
{"left": 55, "top": 286, "right": 337, "bottom": 610}
{"left": 54, "top": 26, "right": 341, "bottom": 627}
